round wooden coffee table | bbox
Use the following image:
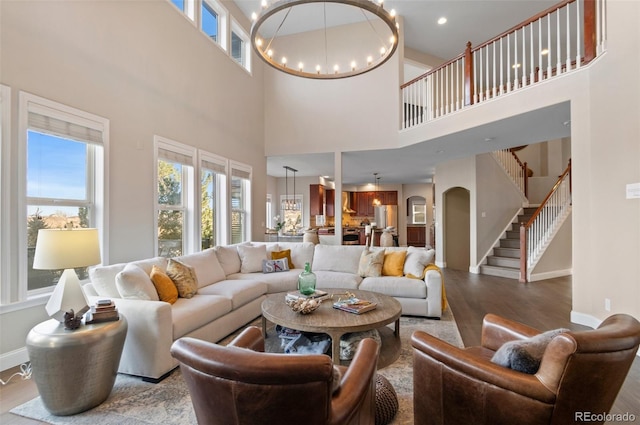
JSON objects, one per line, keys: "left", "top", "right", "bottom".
{"left": 261, "top": 289, "right": 402, "bottom": 367}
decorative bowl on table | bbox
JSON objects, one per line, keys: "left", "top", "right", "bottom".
{"left": 286, "top": 297, "right": 322, "bottom": 314}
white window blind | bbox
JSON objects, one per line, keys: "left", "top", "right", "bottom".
{"left": 231, "top": 167, "right": 251, "bottom": 180}
{"left": 28, "top": 112, "right": 103, "bottom": 145}
{"left": 202, "top": 159, "right": 226, "bottom": 174}
{"left": 158, "top": 147, "right": 194, "bottom": 166}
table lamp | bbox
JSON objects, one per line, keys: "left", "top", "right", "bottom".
{"left": 33, "top": 228, "right": 101, "bottom": 330}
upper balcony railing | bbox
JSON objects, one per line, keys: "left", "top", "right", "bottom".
{"left": 401, "top": 0, "right": 607, "bottom": 130}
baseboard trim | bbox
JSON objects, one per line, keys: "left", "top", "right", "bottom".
{"left": 529, "top": 269, "right": 572, "bottom": 281}
{"left": 0, "top": 347, "right": 29, "bottom": 373}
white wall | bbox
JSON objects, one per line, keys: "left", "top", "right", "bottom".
{"left": 475, "top": 153, "right": 524, "bottom": 267}
{"left": 0, "top": 0, "right": 265, "bottom": 364}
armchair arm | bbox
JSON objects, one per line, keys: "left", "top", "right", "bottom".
{"left": 329, "top": 338, "right": 379, "bottom": 425}
{"left": 227, "top": 326, "right": 265, "bottom": 352}
{"left": 481, "top": 313, "right": 543, "bottom": 351}
{"left": 411, "top": 330, "right": 555, "bottom": 403}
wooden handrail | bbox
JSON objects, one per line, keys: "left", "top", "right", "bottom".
{"left": 510, "top": 151, "right": 528, "bottom": 198}
{"left": 523, "top": 159, "right": 572, "bottom": 229}
{"left": 519, "top": 159, "right": 571, "bottom": 282}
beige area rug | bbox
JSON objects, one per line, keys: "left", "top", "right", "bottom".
{"left": 11, "top": 309, "right": 462, "bottom": 425}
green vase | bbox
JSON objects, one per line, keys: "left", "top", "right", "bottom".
{"left": 298, "top": 262, "right": 316, "bottom": 295}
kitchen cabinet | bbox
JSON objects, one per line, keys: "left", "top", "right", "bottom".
{"left": 356, "top": 192, "right": 375, "bottom": 217}
{"left": 309, "top": 184, "right": 325, "bottom": 216}
{"left": 407, "top": 226, "right": 427, "bottom": 247}
{"left": 382, "top": 191, "right": 398, "bottom": 205}
{"left": 325, "top": 189, "right": 335, "bottom": 217}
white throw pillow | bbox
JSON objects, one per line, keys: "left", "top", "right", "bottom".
{"left": 175, "top": 248, "right": 226, "bottom": 288}
{"left": 237, "top": 244, "right": 268, "bottom": 273}
{"left": 403, "top": 247, "right": 436, "bottom": 278}
{"left": 89, "top": 263, "right": 126, "bottom": 298}
{"left": 115, "top": 263, "right": 159, "bottom": 301}
{"left": 214, "top": 245, "right": 243, "bottom": 275}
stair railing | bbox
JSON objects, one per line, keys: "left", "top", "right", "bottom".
{"left": 519, "top": 159, "right": 572, "bottom": 282}
{"left": 492, "top": 149, "right": 529, "bottom": 198}
{"left": 401, "top": 0, "right": 606, "bottom": 130}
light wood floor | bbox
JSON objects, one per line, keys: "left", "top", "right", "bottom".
{"left": 1, "top": 270, "right": 638, "bottom": 424}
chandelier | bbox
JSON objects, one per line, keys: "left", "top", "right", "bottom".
{"left": 283, "top": 165, "right": 300, "bottom": 210}
{"left": 250, "top": 0, "right": 399, "bottom": 79}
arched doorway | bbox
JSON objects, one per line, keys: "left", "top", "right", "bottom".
{"left": 444, "top": 187, "right": 470, "bottom": 271}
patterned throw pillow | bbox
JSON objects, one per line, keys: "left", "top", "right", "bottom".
{"left": 166, "top": 259, "right": 198, "bottom": 299}
{"left": 358, "top": 249, "right": 384, "bottom": 277}
{"left": 382, "top": 250, "right": 407, "bottom": 276}
{"left": 262, "top": 258, "right": 290, "bottom": 273}
{"left": 271, "top": 249, "right": 295, "bottom": 269}
{"left": 150, "top": 265, "right": 178, "bottom": 304}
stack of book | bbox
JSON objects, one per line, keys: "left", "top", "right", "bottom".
{"left": 85, "top": 299, "right": 119, "bottom": 324}
{"left": 333, "top": 298, "right": 377, "bottom": 314}
{"left": 285, "top": 289, "right": 329, "bottom": 302}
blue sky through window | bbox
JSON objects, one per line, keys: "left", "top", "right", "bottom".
{"left": 202, "top": 2, "right": 218, "bottom": 40}
{"left": 27, "top": 131, "right": 87, "bottom": 202}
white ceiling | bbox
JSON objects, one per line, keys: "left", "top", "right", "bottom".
{"left": 234, "top": 0, "right": 568, "bottom": 183}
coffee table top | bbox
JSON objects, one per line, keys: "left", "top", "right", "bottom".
{"left": 261, "top": 289, "right": 402, "bottom": 335}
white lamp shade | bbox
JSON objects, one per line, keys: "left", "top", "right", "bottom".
{"left": 33, "top": 228, "right": 101, "bottom": 270}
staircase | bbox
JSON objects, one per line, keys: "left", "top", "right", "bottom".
{"left": 480, "top": 207, "right": 537, "bottom": 279}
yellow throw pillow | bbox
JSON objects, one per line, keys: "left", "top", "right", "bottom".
{"left": 166, "top": 259, "right": 198, "bottom": 299}
{"left": 271, "top": 249, "right": 295, "bottom": 269}
{"left": 382, "top": 250, "right": 407, "bottom": 277}
{"left": 150, "top": 265, "right": 178, "bottom": 304}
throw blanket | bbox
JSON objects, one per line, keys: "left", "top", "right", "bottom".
{"left": 424, "top": 264, "right": 447, "bottom": 311}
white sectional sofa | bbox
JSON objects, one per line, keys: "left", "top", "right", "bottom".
{"left": 83, "top": 242, "right": 442, "bottom": 382}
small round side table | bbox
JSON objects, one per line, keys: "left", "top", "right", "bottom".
{"left": 26, "top": 315, "right": 127, "bottom": 416}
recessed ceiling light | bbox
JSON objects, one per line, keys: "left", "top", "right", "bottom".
{"left": 484, "top": 137, "right": 494, "bottom": 142}
{"left": 436, "top": 149, "right": 444, "bottom": 154}
{"left": 512, "top": 63, "right": 521, "bottom": 69}
{"left": 437, "top": 17, "right": 447, "bottom": 25}
{"left": 541, "top": 48, "right": 549, "bottom": 55}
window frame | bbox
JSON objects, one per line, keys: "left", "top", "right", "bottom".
{"left": 412, "top": 202, "right": 427, "bottom": 224}
{"left": 229, "top": 160, "right": 252, "bottom": 244}
{"left": 200, "top": 0, "right": 228, "bottom": 51}
{"left": 16, "top": 91, "right": 108, "bottom": 301}
{"left": 230, "top": 18, "right": 251, "bottom": 72}
{"left": 0, "top": 85, "right": 11, "bottom": 305}
{"left": 154, "top": 136, "right": 197, "bottom": 257}
{"left": 198, "top": 150, "right": 228, "bottom": 248}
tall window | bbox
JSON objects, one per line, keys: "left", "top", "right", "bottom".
{"left": 155, "top": 138, "right": 195, "bottom": 257}
{"left": 231, "top": 19, "right": 251, "bottom": 71}
{"left": 200, "top": 153, "right": 227, "bottom": 249}
{"left": 412, "top": 203, "right": 427, "bottom": 224}
{"left": 230, "top": 161, "right": 252, "bottom": 244}
{"left": 20, "top": 92, "right": 107, "bottom": 294}
{"left": 201, "top": 0, "right": 227, "bottom": 49}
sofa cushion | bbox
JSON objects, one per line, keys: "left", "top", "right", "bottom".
{"left": 197, "top": 279, "right": 267, "bottom": 309}
{"left": 174, "top": 248, "right": 226, "bottom": 288}
{"left": 313, "top": 271, "right": 362, "bottom": 290}
{"left": 89, "top": 263, "right": 126, "bottom": 298}
{"left": 150, "top": 265, "right": 178, "bottom": 304}
{"left": 358, "top": 248, "right": 384, "bottom": 277}
{"left": 214, "top": 245, "right": 243, "bottom": 275}
{"left": 171, "top": 295, "right": 233, "bottom": 338}
{"left": 167, "top": 259, "right": 198, "bottom": 299}
{"left": 491, "top": 328, "right": 569, "bottom": 374}
{"left": 227, "top": 270, "right": 300, "bottom": 293}
{"left": 278, "top": 242, "right": 315, "bottom": 270}
{"left": 360, "top": 276, "right": 427, "bottom": 299}
{"left": 115, "top": 263, "right": 159, "bottom": 301}
{"left": 313, "top": 245, "right": 364, "bottom": 274}
{"left": 404, "top": 247, "right": 436, "bottom": 278}
{"left": 271, "top": 249, "right": 295, "bottom": 269}
{"left": 130, "top": 256, "right": 169, "bottom": 275}
{"left": 382, "top": 250, "right": 407, "bottom": 276}
{"left": 237, "top": 244, "right": 268, "bottom": 273}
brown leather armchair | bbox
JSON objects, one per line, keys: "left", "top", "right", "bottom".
{"left": 170, "top": 326, "right": 379, "bottom": 425}
{"left": 411, "top": 313, "right": 640, "bottom": 425}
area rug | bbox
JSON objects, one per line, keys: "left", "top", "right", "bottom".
{"left": 11, "top": 309, "right": 462, "bottom": 425}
